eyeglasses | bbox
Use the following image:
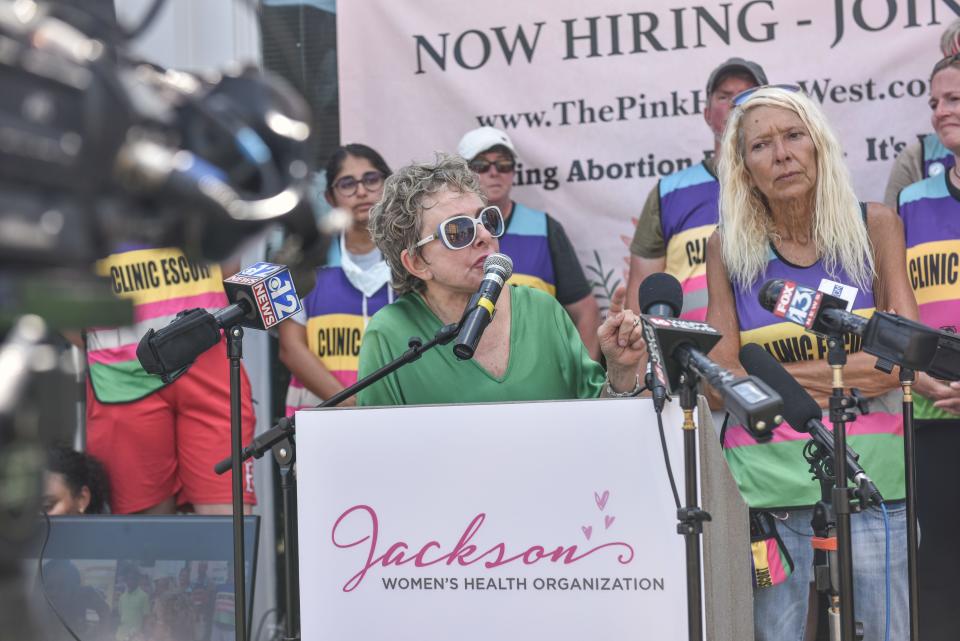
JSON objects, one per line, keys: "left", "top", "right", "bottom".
{"left": 731, "top": 84, "right": 804, "bottom": 107}
{"left": 415, "top": 205, "right": 505, "bottom": 250}
{"left": 468, "top": 158, "right": 516, "bottom": 174}
{"left": 332, "top": 171, "right": 385, "bottom": 197}
{"left": 932, "top": 53, "right": 960, "bottom": 78}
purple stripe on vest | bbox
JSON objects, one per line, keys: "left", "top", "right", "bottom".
{"left": 499, "top": 233, "right": 555, "bottom": 285}
{"left": 302, "top": 267, "right": 391, "bottom": 317}
{"left": 660, "top": 179, "right": 719, "bottom": 242}
{"left": 901, "top": 203, "right": 960, "bottom": 247}
{"left": 735, "top": 254, "right": 875, "bottom": 333}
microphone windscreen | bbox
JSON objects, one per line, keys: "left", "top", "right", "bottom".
{"left": 758, "top": 279, "right": 785, "bottom": 313}
{"left": 739, "top": 343, "right": 820, "bottom": 432}
{"left": 639, "top": 272, "right": 683, "bottom": 317}
{"left": 484, "top": 253, "right": 513, "bottom": 279}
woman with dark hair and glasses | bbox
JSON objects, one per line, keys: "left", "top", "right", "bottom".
{"left": 279, "top": 143, "right": 394, "bottom": 410}
{"left": 357, "top": 153, "right": 646, "bottom": 406}
{"left": 897, "top": 53, "right": 960, "bottom": 639}
{"left": 705, "top": 86, "right": 921, "bottom": 640}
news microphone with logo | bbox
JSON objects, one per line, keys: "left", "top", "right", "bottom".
{"left": 637, "top": 273, "right": 683, "bottom": 412}
{"left": 740, "top": 343, "right": 884, "bottom": 506}
{"left": 758, "top": 278, "right": 941, "bottom": 372}
{"left": 137, "top": 262, "right": 302, "bottom": 381}
{"left": 640, "top": 274, "right": 783, "bottom": 440}
{"left": 453, "top": 253, "right": 513, "bottom": 360}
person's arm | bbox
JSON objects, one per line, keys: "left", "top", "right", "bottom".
{"left": 703, "top": 231, "right": 744, "bottom": 410}
{"left": 277, "top": 318, "right": 356, "bottom": 406}
{"left": 883, "top": 141, "right": 924, "bottom": 209}
{"left": 626, "top": 255, "right": 667, "bottom": 313}
{"left": 626, "top": 185, "right": 667, "bottom": 313}
{"left": 545, "top": 216, "right": 601, "bottom": 360}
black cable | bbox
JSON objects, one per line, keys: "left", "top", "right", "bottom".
{"left": 255, "top": 607, "right": 278, "bottom": 641}
{"left": 37, "top": 512, "right": 84, "bottom": 641}
{"left": 656, "top": 409, "right": 681, "bottom": 510}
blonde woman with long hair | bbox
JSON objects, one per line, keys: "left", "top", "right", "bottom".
{"left": 704, "top": 86, "right": 920, "bottom": 641}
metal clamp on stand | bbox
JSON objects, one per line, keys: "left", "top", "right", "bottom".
{"left": 824, "top": 336, "right": 861, "bottom": 641}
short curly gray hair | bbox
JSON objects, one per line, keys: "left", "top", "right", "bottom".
{"left": 369, "top": 153, "right": 484, "bottom": 296}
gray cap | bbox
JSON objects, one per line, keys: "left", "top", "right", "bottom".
{"left": 706, "top": 57, "right": 768, "bottom": 95}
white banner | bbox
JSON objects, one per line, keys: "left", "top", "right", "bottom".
{"left": 337, "top": 0, "right": 953, "bottom": 305}
{"left": 297, "top": 399, "right": 691, "bottom": 641}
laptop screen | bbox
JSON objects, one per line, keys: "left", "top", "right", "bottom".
{"left": 22, "top": 515, "right": 259, "bottom": 641}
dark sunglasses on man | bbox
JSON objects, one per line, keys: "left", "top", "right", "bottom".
{"left": 416, "top": 205, "right": 506, "bottom": 250}
{"left": 332, "top": 171, "right": 385, "bottom": 197}
{"left": 468, "top": 158, "right": 516, "bottom": 174}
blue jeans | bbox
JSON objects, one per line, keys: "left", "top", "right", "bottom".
{"left": 753, "top": 503, "right": 908, "bottom": 641}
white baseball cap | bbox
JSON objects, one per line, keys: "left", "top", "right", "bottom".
{"left": 457, "top": 126, "right": 518, "bottom": 161}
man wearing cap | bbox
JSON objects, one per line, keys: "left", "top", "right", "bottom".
{"left": 625, "top": 57, "right": 767, "bottom": 318}
{"left": 458, "top": 126, "right": 601, "bottom": 360}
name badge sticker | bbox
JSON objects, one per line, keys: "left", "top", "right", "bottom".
{"left": 818, "top": 279, "right": 858, "bottom": 312}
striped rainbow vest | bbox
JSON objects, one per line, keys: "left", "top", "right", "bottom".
{"left": 284, "top": 241, "right": 392, "bottom": 415}
{"left": 922, "top": 132, "right": 954, "bottom": 179}
{"left": 86, "top": 247, "right": 228, "bottom": 403}
{"left": 722, "top": 242, "right": 905, "bottom": 509}
{"left": 659, "top": 162, "right": 717, "bottom": 321}
{"left": 499, "top": 202, "right": 557, "bottom": 297}
{"left": 898, "top": 172, "right": 960, "bottom": 421}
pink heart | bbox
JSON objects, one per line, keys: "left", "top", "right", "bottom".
{"left": 605, "top": 515, "right": 616, "bottom": 530}
{"left": 581, "top": 525, "right": 593, "bottom": 541}
{"left": 594, "top": 490, "right": 610, "bottom": 511}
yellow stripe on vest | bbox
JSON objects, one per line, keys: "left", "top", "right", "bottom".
{"left": 906, "top": 239, "right": 960, "bottom": 305}
{"left": 305, "top": 313, "right": 367, "bottom": 372}
{"left": 507, "top": 273, "right": 557, "bottom": 297}
{"left": 95, "top": 248, "right": 224, "bottom": 305}
{"left": 741, "top": 309, "right": 875, "bottom": 363}
{"left": 664, "top": 223, "right": 714, "bottom": 282}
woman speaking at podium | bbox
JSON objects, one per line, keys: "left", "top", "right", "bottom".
{"left": 704, "top": 86, "right": 920, "bottom": 641}
{"left": 355, "top": 154, "right": 646, "bottom": 406}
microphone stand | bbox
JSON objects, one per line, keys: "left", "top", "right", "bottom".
{"left": 825, "top": 337, "right": 861, "bottom": 641}
{"left": 224, "top": 325, "right": 250, "bottom": 641}
{"left": 675, "top": 371, "right": 711, "bottom": 641}
{"left": 215, "top": 321, "right": 461, "bottom": 641}
{"left": 899, "top": 367, "right": 920, "bottom": 641}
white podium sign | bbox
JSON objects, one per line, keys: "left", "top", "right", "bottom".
{"left": 296, "top": 398, "right": 690, "bottom": 641}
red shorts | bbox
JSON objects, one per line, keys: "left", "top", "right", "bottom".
{"left": 87, "top": 341, "right": 257, "bottom": 513}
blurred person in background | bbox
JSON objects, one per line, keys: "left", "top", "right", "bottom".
{"left": 458, "top": 127, "right": 601, "bottom": 360}
{"left": 883, "top": 18, "right": 960, "bottom": 207}
{"left": 896, "top": 52, "right": 960, "bottom": 640}
{"left": 279, "top": 144, "right": 393, "bottom": 412}
{"left": 626, "top": 57, "right": 767, "bottom": 319}
{"left": 45, "top": 445, "right": 110, "bottom": 515}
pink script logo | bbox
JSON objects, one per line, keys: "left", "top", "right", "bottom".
{"left": 331, "top": 505, "right": 635, "bottom": 592}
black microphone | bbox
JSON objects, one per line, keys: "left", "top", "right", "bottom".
{"left": 758, "top": 278, "right": 941, "bottom": 373}
{"left": 640, "top": 274, "right": 783, "bottom": 439}
{"left": 640, "top": 272, "right": 683, "bottom": 318}
{"left": 739, "top": 343, "right": 884, "bottom": 506}
{"left": 137, "top": 262, "right": 302, "bottom": 381}
{"left": 453, "top": 253, "right": 513, "bottom": 360}
{"left": 638, "top": 273, "right": 683, "bottom": 412}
